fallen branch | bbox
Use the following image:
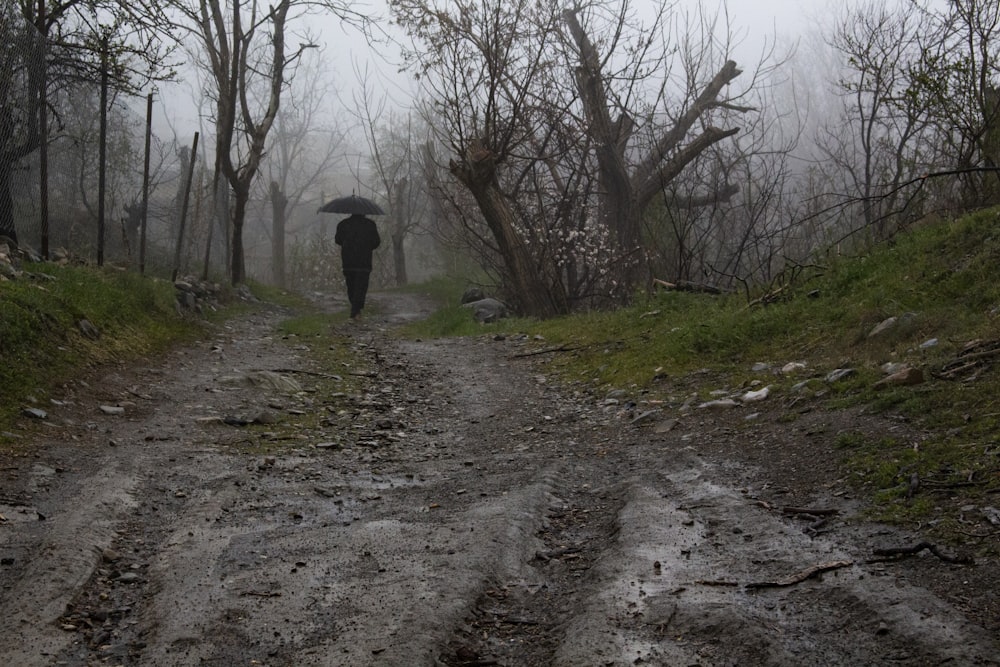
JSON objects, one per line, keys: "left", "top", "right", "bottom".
{"left": 653, "top": 278, "right": 727, "bottom": 294}
{"left": 868, "top": 542, "right": 973, "bottom": 565}
{"left": 920, "top": 479, "right": 984, "bottom": 490}
{"left": 781, "top": 506, "right": 840, "bottom": 517}
{"left": 954, "top": 345, "right": 1000, "bottom": 364}
{"left": 495, "top": 615, "right": 540, "bottom": 626}
{"left": 534, "top": 546, "right": 583, "bottom": 562}
{"left": 270, "top": 367, "right": 344, "bottom": 380}
{"left": 937, "top": 342, "right": 1000, "bottom": 380}
{"left": 694, "top": 579, "right": 739, "bottom": 587}
{"left": 955, "top": 528, "right": 1000, "bottom": 539}
{"left": 511, "top": 345, "right": 579, "bottom": 358}
{"left": 745, "top": 560, "right": 853, "bottom": 590}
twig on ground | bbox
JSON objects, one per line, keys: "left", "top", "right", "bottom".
{"left": 694, "top": 579, "right": 739, "bottom": 587}
{"left": 534, "top": 546, "right": 583, "bottom": 562}
{"left": 511, "top": 345, "right": 579, "bottom": 358}
{"left": 781, "top": 506, "right": 840, "bottom": 517}
{"left": 270, "top": 367, "right": 344, "bottom": 380}
{"left": 868, "top": 542, "right": 973, "bottom": 565}
{"left": 745, "top": 560, "right": 853, "bottom": 590}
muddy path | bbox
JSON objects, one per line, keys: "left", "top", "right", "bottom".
{"left": 0, "top": 291, "right": 997, "bottom": 666}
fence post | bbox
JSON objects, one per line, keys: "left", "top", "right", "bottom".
{"left": 171, "top": 132, "right": 199, "bottom": 282}
{"left": 97, "top": 33, "right": 109, "bottom": 266}
{"left": 140, "top": 92, "right": 153, "bottom": 275}
{"left": 37, "top": 0, "right": 49, "bottom": 259}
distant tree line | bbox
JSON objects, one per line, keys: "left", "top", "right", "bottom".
{"left": 1, "top": 0, "right": 997, "bottom": 309}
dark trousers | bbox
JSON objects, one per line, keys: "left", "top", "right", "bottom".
{"left": 344, "top": 270, "right": 371, "bottom": 317}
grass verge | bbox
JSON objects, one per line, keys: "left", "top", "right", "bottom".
{"left": 403, "top": 209, "right": 1000, "bottom": 541}
{"left": 0, "top": 264, "right": 218, "bottom": 431}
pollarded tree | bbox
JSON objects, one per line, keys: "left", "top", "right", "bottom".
{"left": 393, "top": 0, "right": 570, "bottom": 317}
{"left": 392, "top": 0, "right": 762, "bottom": 315}
{"left": 559, "top": 4, "right": 751, "bottom": 291}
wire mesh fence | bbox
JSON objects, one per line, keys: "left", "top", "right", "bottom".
{"left": 0, "top": 5, "right": 327, "bottom": 285}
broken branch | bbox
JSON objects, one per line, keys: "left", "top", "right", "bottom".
{"left": 745, "top": 560, "right": 853, "bottom": 589}
{"left": 781, "top": 506, "right": 840, "bottom": 517}
{"left": 869, "top": 542, "right": 973, "bottom": 565}
{"left": 694, "top": 579, "right": 739, "bottom": 587}
{"left": 511, "top": 345, "right": 579, "bottom": 358}
{"left": 270, "top": 367, "right": 343, "bottom": 380}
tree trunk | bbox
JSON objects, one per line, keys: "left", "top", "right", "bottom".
{"left": 230, "top": 185, "right": 248, "bottom": 285}
{"left": 451, "top": 140, "right": 566, "bottom": 318}
{"left": 392, "top": 178, "right": 408, "bottom": 286}
{"left": 563, "top": 9, "right": 744, "bottom": 294}
{"left": 391, "top": 232, "right": 407, "bottom": 286}
{"left": 270, "top": 181, "right": 287, "bottom": 288}
{"left": 0, "top": 166, "right": 17, "bottom": 245}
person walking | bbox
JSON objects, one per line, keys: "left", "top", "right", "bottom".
{"left": 334, "top": 213, "right": 381, "bottom": 319}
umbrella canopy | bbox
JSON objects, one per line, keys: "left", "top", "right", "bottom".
{"left": 318, "top": 194, "right": 385, "bottom": 216}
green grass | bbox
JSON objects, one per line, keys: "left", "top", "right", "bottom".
{"left": 400, "top": 207, "right": 1000, "bottom": 537}
{"left": 505, "top": 208, "right": 1000, "bottom": 394}
{"left": 5, "top": 207, "right": 1000, "bottom": 539}
{"left": 247, "top": 280, "right": 315, "bottom": 309}
{"left": 224, "top": 310, "right": 373, "bottom": 455}
{"left": 394, "top": 275, "right": 532, "bottom": 339}
{"left": 0, "top": 266, "right": 375, "bottom": 457}
{"left": 0, "top": 264, "right": 212, "bottom": 428}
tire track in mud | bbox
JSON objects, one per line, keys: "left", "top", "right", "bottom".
{"left": 121, "top": 326, "right": 579, "bottom": 666}
{"left": 1, "top": 294, "right": 998, "bottom": 666}
{"left": 551, "top": 462, "right": 999, "bottom": 666}
{"left": 0, "top": 460, "right": 143, "bottom": 665}
{"left": 0, "top": 309, "right": 310, "bottom": 666}
{"left": 0, "top": 298, "right": 585, "bottom": 666}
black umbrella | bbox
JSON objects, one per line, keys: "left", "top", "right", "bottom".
{"left": 317, "top": 194, "right": 385, "bottom": 216}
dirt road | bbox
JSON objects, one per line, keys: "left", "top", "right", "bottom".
{"left": 1, "top": 292, "right": 997, "bottom": 666}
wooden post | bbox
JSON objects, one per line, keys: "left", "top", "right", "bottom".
{"left": 139, "top": 92, "right": 153, "bottom": 275}
{"left": 37, "top": 0, "right": 49, "bottom": 259}
{"left": 171, "top": 132, "right": 199, "bottom": 282}
{"left": 97, "top": 34, "right": 109, "bottom": 266}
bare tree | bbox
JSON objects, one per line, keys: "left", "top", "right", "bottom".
{"left": 917, "top": 0, "right": 1000, "bottom": 207}
{"left": 394, "top": 0, "right": 569, "bottom": 316}
{"left": 260, "top": 47, "right": 345, "bottom": 288}
{"left": 0, "top": 5, "right": 44, "bottom": 246}
{"left": 392, "top": 0, "right": 766, "bottom": 315}
{"left": 353, "top": 66, "right": 433, "bottom": 287}
{"left": 818, "top": 1, "right": 936, "bottom": 240}
{"left": 1, "top": 0, "right": 173, "bottom": 248}
{"left": 809, "top": 0, "right": 1000, "bottom": 253}
{"left": 167, "top": 0, "right": 363, "bottom": 285}
{"left": 560, "top": 3, "right": 751, "bottom": 290}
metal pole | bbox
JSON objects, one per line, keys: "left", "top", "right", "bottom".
{"left": 171, "top": 132, "right": 199, "bottom": 282}
{"left": 139, "top": 92, "right": 153, "bottom": 275}
{"left": 37, "top": 0, "right": 49, "bottom": 259}
{"left": 97, "top": 34, "right": 109, "bottom": 266}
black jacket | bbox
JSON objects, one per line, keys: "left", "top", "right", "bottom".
{"left": 334, "top": 214, "right": 381, "bottom": 271}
